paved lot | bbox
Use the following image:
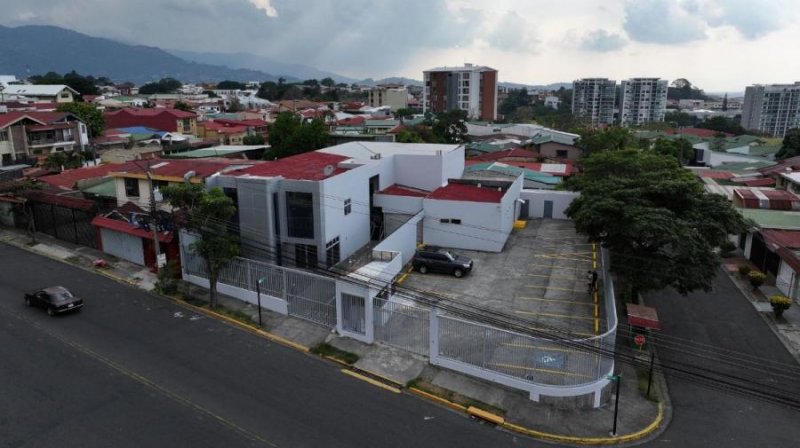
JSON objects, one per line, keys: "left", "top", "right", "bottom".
{"left": 403, "top": 219, "right": 603, "bottom": 337}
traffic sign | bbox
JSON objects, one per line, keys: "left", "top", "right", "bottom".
{"left": 634, "top": 334, "right": 646, "bottom": 347}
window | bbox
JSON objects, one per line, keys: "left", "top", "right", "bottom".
{"left": 60, "top": 93, "right": 70, "bottom": 99}
{"left": 440, "top": 218, "right": 461, "bottom": 225}
{"left": 0, "top": 130, "right": 7, "bottom": 141}
{"left": 286, "top": 192, "right": 314, "bottom": 239}
{"left": 326, "top": 237, "right": 341, "bottom": 267}
{"left": 344, "top": 198, "right": 352, "bottom": 215}
{"left": 124, "top": 178, "right": 140, "bottom": 197}
{"left": 556, "top": 149, "right": 569, "bottom": 158}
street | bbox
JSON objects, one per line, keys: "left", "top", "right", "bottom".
{"left": 643, "top": 269, "right": 800, "bottom": 447}
{"left": 0, "top": 244, "right": 541, "bottom": 448}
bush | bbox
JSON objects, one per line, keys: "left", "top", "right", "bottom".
{"left": 155, "top": 260, "right": 180, "bottom": 295}
{"left": 719, "top": 241, "right": 737, "bottom": 257}
{"left": 747, "top": 271, "right": 766, "bottom": 290}
{"left": 738, "top": 264, "right": 752, "bottom": 277}
{"left": 769, "top": 294, "right": 793, "bottom": 318}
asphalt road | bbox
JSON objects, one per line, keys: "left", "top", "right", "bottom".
{"left": 0, "top": 244, "right": 544, "bottom": 448}
{"left": 643, "top": 269, "right": 800, "bottom": 447}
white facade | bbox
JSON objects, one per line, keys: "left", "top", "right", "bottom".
{"left": 519, "top": 190, "right": 580, "bottom": 220}
{"left": 619, "top": 78, "right": 668, "bottom": 126}
{"left": 571, "top": 78, "right": 616, "bottom": 126}
{"left": 742, "top": 82, "right": 800, "bottom": 137}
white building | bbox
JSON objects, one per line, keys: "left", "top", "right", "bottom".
{"left": 1, "top": 84, "right": 78, "bottom": 103}
{"left": 367, "top": 86, "right": 409, "bottom": 111}
{"left": 741, "top": 82, "right": 800, "bottom": 138}
{"left": 619, "top": 78, "right": 668, "bottom": 126}
{"left": 571, "top": 78, "right": 616, "bottom": 126}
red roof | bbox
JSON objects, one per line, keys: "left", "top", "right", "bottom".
{"left": 428, "top": 183, "right": 505, "bottom": 203}
{"left": 742, "top": 178, "right": 776, "bottom": 187}
{"left": 202, "top": 121, "right": 248, "bottom": 134}
{"left": 106, "top": 108, "right": 196, "bottom": 119}
{"left": 39, "top": 162, "right": 137, "bottom": 190}
{"left": 472, "top": 148, "right": 539, "bottom": 161}
{"left": 214, "top": 118, "right": 268, "bottom": 127}
{"left": 336, "top": 116, "right": 366, "bottom": 126}
{"left": 379, "top": 184, "right": 430, "bottom": 198}
{"left": 666, "top": 128, "right": 733, "bottom": 138}
{"left": 92, "top": 215, "right": 174, "bottom": 243}
{"left": 698, "top": 171, "right": 734, "bottom": 179}
{"left": 0, "top": 111, "right": 71, "bottom": 128}
{"left": 626, "top": 303, "right": 661, "bottom": 330}
{"left": 759, "top": 155, "right": 800, "bottom": 176}
{"left": 22, "top": 190, "right": 96, "bottom": 211}
{"left": 762, "top": 229, "right": 800, "bottom": 250}
{"left": 232, "top": 152, "right": 350, "bottom": 181}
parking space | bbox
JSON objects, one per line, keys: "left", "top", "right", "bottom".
{"left": 401, "top": 219, "right": 604, "bottom": 337}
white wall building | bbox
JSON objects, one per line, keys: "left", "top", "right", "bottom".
{"left": 571, "top": 78, "right": 616, "bottom": 127}
{"left": 741, "top": 82, "right": 800, "bottom": 138}
{"left": 619, "top": 78, "right": 668, "bottom": 126}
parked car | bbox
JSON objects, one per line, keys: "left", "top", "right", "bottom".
{"left": 24, "top": 286, "right": 83, "bottom": 316}
{"left": 412, "top": 246, "right": 473, "bottom": 278}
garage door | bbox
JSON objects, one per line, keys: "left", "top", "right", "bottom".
{"left": 100, "top": 228, "right": 145, "bottom": 265}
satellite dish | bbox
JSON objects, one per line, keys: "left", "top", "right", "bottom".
{"left": 323, "top": 165, "right": 335, "bottom": 177}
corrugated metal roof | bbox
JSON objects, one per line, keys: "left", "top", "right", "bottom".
{"left": 427, "top": 183, "right": 505, "bottom": 203}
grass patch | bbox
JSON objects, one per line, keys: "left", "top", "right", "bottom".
{"left": 310, "top": 342, "right": 359, "bottom": 364}
{"left": 635, "top": 365, "right": 659, "bottom": 402}
{"left": 409, "top": 378, "right": 506, "bottom": 417}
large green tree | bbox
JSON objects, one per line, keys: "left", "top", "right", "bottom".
{"left": 161, "top": 183, "right": 239, "bottom": 309}
{"left": 139, "top": 78, "right": 182, "bottom": 94}
{"left": 266, "top": 112, "right": 328, "bottom": 158}
{"left": 576, "top": 127, "right": 633, "bottom": 155}
{"left": 566, "top": 149, "right": 748, "bottom": 298}
{"left": 696, "top": 116, "right": 746, "bottom": 135}
{"left": 57, "top": 102, "right": 105, "bottom": 137}
{"left": 431, "top": 109, "right": 469, "bottom": 144}
{"left": 775, "top": 128, "right": 800, "bottom": 160}
{"left": 30, "top": 70, "right": 100, "bottom": 96}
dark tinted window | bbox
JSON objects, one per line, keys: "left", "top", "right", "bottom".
{"left": 286, "top": 192, "right": 314, "bottom": 239}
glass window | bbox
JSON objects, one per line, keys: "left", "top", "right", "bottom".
{"left": 124, "top": 178, "right": 139, "bottom": 197}
{"left": 286, "top": 192, "right": 314, "bottom": 239}
{"left": 344, "top": 198, "right": 352, "bottom": 215}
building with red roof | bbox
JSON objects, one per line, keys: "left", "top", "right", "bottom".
{"left": 104, "top": 108, "right": 198, "bottom": 134}
{"left": 0, "top": 111, "right": 89, "bottom": 166}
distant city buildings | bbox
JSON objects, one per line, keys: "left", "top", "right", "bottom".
{"left": 367, "top": 85, "right": 409, "bottom": 111}
{"left": 742, "top": 82, "right": 800, "bottom": 138}
{"left": 571, "top": 78, "right": 616, "bottom": 127}
{"left": 423, "top": 63, "right": 498, "bottom": 121}
{"left": 619, "top": 78, "right": 668, "bottom": 126}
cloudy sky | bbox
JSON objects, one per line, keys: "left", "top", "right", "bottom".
{"left": 2, "top": 0, "right": 798, "bottom": 92}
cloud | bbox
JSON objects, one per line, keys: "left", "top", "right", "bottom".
{"left": 702, "top": 0, "right": 787, "bottom": 39}
{"left": 623, "top": 0, "right": 707, "bottom": 44}
{"left": 248, "top": 0, "right": 277, "bottom": 17}
{"left": 485, "top": 11, "right": 539, "bottom": 54}
{"left": 579, "top": 29, "right": 627, "bottom": 52}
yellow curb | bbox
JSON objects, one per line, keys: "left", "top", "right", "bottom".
{"left": 188, "top": 305, "right": 310, "bottom": 352}
{"left": 501, "top": 402, "right": 665, "bottom": 446}
{"left": 467, "top": 406, "right": 505, "bottom": 425}
{"left": 352, "top": 368, "right": 405, "bottom": 389}
{"left": 341, "top": 369, "right": 401, "bottom": 394}
{"left": 408, "top": 387, "right": 467, "bottom": 412}
{"left": 96, "top": 269, "right": 139, "bottom": 286}
{"left": 323, "top": 355, "right": 351, "bottom": 367}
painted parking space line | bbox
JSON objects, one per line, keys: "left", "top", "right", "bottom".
{"left": 525, "top": 285, "right": 587, "bottom": 293}
{"left": 528, "top": 263, "right": 593, "bottom": 272}
{"left": 527, "top": 273, "right": 583, "bottom": 281}
{"left": 516, "top": 296, "right": 594, "bottom": 306}
{"left": 515, "top": 310, "right": 595, "bottom": 321}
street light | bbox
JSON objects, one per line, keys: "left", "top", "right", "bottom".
{"left": 255, "top": 276, "right": 266, "bottom": 327}
{"left": 608, "top": 374, "right": 621, "bottom": 436}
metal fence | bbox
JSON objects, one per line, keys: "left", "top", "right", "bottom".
{"left": 373, "top": 297, "right": 430, "bottom": 356}
{"left": 286, "top": 270, "right": 336, "bottom": 327}
{"left": 341, "top": 293, "right": 366, "bottom": 335}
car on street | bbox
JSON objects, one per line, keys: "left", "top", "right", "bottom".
{"left": 412, "top": 246, "right": 473, "bottom": 278}
{"left": 24, "top": 286, "right": 83, "bottom": 316}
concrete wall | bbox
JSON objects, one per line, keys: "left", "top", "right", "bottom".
{"left": 777, "top": 259, "right": 798, "bottom": 300}
{"left": 373, "top": 193, "right": 424, "bottom": 215}
{"left": 520, "top": 190, "right": 579, "bottom": 220}
{"left": 320, "top": 167, "right": 372, "bottom": 262}
{"left": 374, "top": 211, "right": 423, "bottom": 265}
{"left": 394, "top": 154, "right": 445, "bottom": 191}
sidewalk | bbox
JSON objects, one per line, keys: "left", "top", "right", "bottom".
{"left": 723, "top": 258, "right": 800, "bottom": 364}
{"left": 1, "top": 227, "right": 668, "bottom": 446}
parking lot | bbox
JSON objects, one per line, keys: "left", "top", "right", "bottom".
{"left": 401, "top": 219, "right": 603, "bottom": 337}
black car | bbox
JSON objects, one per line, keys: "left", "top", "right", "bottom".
{"left": 24, "top": 286, "right": 83, "bottom": 316}
{"left": 412, "top": 246, "right": 473, "bottom": 278}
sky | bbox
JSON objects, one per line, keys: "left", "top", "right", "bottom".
{"left": 2, "top": 0, "right": 799, "bottom": 92}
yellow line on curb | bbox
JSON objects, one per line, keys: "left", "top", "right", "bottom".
{"left": 408, "top": 387, "right": 467, "bottom": 412}
{"left": 341, "top": 369, "right": 401, "bottom": 394}
{"left": 188, "top": 305, "right": 310, "bottom": 352}
{"left": 467, "top": 406, "right": 505, "bottom": 425}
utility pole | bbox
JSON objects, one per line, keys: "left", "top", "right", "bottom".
{"left": 145, "top": 160, "right": 161, "bottom": 271}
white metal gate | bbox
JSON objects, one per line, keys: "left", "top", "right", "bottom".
{"left": 100, "top": 228, "right": 144, "bottom": 265}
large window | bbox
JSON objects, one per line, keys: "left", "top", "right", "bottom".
{"left": 286, "top": 192, "right": 314, "bottom": 239}
{"left": 124, "top": 178, "right": 140, "bottom": 197}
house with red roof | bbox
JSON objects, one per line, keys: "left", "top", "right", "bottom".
{"left": 104, "top": 108, "right": 198, "bottom": 135}
{"left": 0, "top": 111, "right": 89, "bottom": 166}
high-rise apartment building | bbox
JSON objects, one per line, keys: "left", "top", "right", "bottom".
{"left": 423, "top": 64, "right": 497, "bottom": 121}
{"left": 619, "top": 78, "right": 668, "bottom": 126}
{"left": 571, "top": 78, "right": 616, "bottom": 127}
{"left": 741, "top": 82, "right": 800, "bottom": 137}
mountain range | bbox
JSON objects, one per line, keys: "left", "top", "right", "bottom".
{"left": 0, "top": 24, "right": 563, "bottom": 91}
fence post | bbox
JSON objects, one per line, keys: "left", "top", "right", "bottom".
{"left": 429, "top": 307, "right": 440, "bottom": 364}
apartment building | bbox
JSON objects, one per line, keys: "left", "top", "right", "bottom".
{"left": 367, "top": 85, "right": 409, "bottom": 111}
{"left": 619, "top": 78, "right": 668, "bottom": 126}
{"left": 423, "top": 64, "right": 498, "bottom": 120}
{"left": 741, "top": 82, "right": 800, "bottom": 138}
{"left": 571, "top": 78, "right": 616, "bottom": 127}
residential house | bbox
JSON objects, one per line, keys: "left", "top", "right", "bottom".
{"left": 104, "top": 108, "right": 198, "bottom": 135}
{"left": 0, "top": 84, "right": 78, "bottom": 103}
{"left": 0, "top": 111, "right": 89, "bottom": 166}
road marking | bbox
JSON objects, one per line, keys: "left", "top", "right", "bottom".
{"left": 526, "top": 273, "right": 582, "bottom": 281}
{"left": 525, "top": 285, "right": 586, "bottom": 293}
{"left": 341, "top": 369, "right": 402, "bottom": 394}
{"left": 515, "top": 310, "right": 595, "bottom": 321}
{"left": 528, "top": 263, "right": 591, "bottom": 272}
{"left": 10, "top": 311, "right": 278, "bottom": 447}
{"left": 492, "top": 363, "right": 592, "bottom": 379}
{"left": 516, "top": 296, "right": 594, "bottom": 306}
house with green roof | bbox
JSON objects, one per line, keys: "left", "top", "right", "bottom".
{"left": 463, "top": 162, "right": 561, "bottom": 189}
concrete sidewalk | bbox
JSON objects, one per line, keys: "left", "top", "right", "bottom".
{"left": 1, "top": 227, "right": 668, "bottom": 446}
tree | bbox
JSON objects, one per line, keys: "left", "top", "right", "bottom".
{"left": 696, "top": 116, "right": 746, "bottom": 135}
{"left": 566, "top": 149, "right": 748, "bottom": 299}
{"left": 394, "top": 108, "right": 414, "bottom": 121}
{"left": 775, "top": 128, "right": 800, "bottom": 160}
{"left": 139, "top": 78, "right": 182, "bottom": 94}
{"left": 226, "top": 97, "right": 245, "bottom": 113}
{"left": 652, "top": 138, "right": 694, "bottom": 165}
{"left": 320, "top": 77, "right": 335, "bottom": 88}
{"left": 30, "top": 71, "right": 100, "bottom": 96}
{"left": 431, "top": 109, "right": 469, "bottom": 144}
{"left": 161, "top": 183, "right": 239, "bottom": 309}
{"left": 664, "top": 110, "right": 699, "bottom": 127}
{"left": 266, "top": 112, "right": 328, "bottom": 158}
{"left": 396, "top": 129, "right": 424, "bottom": 143}
{"left": 575, "top": 127, "right": 633, "bottom": 155}
{"left": 667, "top": 79, "right": 708, "bottom": 101}
{"left": 215, "top": 80, "right": 247, "bottom": 90}
{"left": 173, "top": 101, "right": 193, "bottom": 112}
{"left": 44, "top": 150, "right": 83, "bottom": 171}
{"left": 243, "top": 134, "right": 266, "bottom": 145}
{"left": 57, "top": 102, "right": 104, "bottom": 137}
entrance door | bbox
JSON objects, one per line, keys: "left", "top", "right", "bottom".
{"left": 543, "top": 200, "right": 554, "bottom": 219}
{"left": 519, "top": 200, "right": 530, "bottom": 219}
